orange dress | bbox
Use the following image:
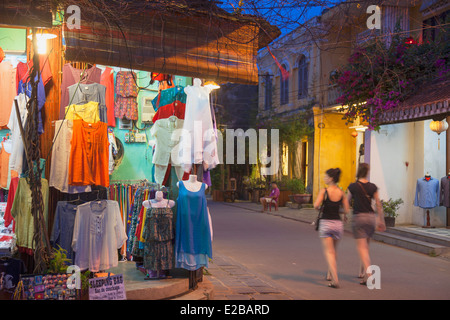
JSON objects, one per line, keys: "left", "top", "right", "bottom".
{"left": 0, "top": 141, "right": 11, "bottom": 189}
{"left": 69, "top": 120, "right": 110, "bottom": 187}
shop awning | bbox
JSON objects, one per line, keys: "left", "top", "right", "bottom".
{"left": 62, "top": 1, "right": 280, "bottom": 85}
{"left": 0, "top": 0, "right": 52, "bottom": 28}
{"left": 378, "top": 79, "right": 450, "bottom": 125}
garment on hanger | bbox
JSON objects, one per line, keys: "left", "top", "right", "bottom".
{"left": 440, "top": 176, "right": 450, "bottom": 208}
{"left": 8, "top": 93, "right": 28, "bottom": 175}
{"left": 10, "top": 178, "right": 49, "bottom": 251}
{"left": 181, "top": 79, "right": 219, "bottom": 172}
{"left": 60, "top": 63, "right": 102, "bottom": 119}
{"left": 65, "top": 101, "right": 101, "bottom": 123}
{"left": 100, "top": 67, "right": 115, "bottom": 127}
{"left": 150, "top": 116, "right": 185, "bottom": 185}
{"left": 143, "top": 205, "right": 174, "bottom": 271}
{"left": 114, "top": 71, "right": 138, "bottom": 120}
{"left": 175, "top": 181, "right": 212, "bottom": 271}
{"left": 49, "top": 120, "right": 92, "bottom": 194}
{"left": 414, "top": 176, "right": 440, "bottom": 209}
{"left": 72, "top": 200, "right": 127, "bottom": 272}
{"left": 15, "top": 56, "right": 52, "bottom": 93}
{"left": 0, "top": 141, "right": 11, "bottom": 189}
{"left": 68, "top": 120, "right": 110, "bottom": 187}
{"left": 151, "top": 86, "right": 186, "bottom": 113}
{"left": 67, "top": 82, "right": 107, "bottom": 123}
{"left": 50, "top": 201, "right": 79, "bottom": 262}
{"left": 3, "top": 177, "right": 19, "bottom": 232}
{"left": 17, "top": 74, "right": 46, "bottom": 135}
{"left": 0, "top": 60, "right": 16, "bottom": 127}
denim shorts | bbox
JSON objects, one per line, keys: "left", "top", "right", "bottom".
{"left": 319, "top": 219, "right": 344, "bottom": 240}
{"left": 352, "top": 213, "right": 376, "bottom": 239}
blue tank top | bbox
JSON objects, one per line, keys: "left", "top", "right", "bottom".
{"left": 175, "top": 181, "right": 212, "bottom": 270}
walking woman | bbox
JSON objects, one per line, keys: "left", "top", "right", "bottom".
{"left": 347, "top": 163, "right": 385, "bottom": 285}
{"left": 314, "top": 168, "right": 350, "bottom": 288}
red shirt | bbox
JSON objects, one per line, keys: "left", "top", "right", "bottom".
{"left": 152, "top": 100, "right": 186, "bottom": 122}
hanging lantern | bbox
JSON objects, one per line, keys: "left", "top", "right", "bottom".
{"left": 351, "top": 131, "right": 358, "bottom": 138}
{"left": 429, "top": 120, "right": 448, "bottom": 150}
{"left": 430, "top": 120, "right": 448, "bottom": 135}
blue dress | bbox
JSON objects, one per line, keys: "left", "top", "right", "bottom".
{"left": 175, "top": 181, "right": 212, "bottom": 270}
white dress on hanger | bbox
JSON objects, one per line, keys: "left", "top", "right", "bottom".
{"left": 180, "top": 78, "right": 219, "bottom": 172}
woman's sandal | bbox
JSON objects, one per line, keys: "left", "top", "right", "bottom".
{"left": 328, "top": 282, "right": 340, "bottom": 289}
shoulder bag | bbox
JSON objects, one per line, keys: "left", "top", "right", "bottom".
{"left": 314, "top": 189, "right": 327, "bottom": 231}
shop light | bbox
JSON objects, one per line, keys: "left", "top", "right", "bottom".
{"left": 27, "top": 30, "right": 57, "bottom": 55}
{"left": 204, "top": 81, "right": 220, "bottom": 90}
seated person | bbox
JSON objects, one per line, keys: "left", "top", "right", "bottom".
{"left": 260, "top": 182, "right": 280, "bottom": 212}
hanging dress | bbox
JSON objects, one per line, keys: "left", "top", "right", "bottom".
{"left": 143, "top": 204, "right": 174, "bottom": 271}
{"left": 175, "top": 181, "right": 212, "bottom": 271}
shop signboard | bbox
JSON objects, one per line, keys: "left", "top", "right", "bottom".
{"left": 88, "top": 273, "right": 126, "bottom": 300}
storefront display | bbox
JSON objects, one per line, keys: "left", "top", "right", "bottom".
{"left": 0, "top": 25, "right": 220, "bottom": 300}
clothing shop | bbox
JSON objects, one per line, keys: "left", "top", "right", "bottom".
{"left": 0, "top": 2, "right": 278, "bottom": 300}
{"left": 366, "top": 80, "right": 450, "bottom": 228}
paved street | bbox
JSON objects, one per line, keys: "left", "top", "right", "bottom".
{"left": 205, "top": 201, "right": 450, "bottom": 300}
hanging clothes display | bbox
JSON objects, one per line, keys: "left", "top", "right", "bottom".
{"left": 175, "top": 180, "right": 212, "bottom": 271}
{"left": 150, "top": 116, "right": 185, "bottom": 186}
{"left": 7, "top": 93, "right": 28, "bottom": 178}
{"left": 60, "top": 63, "right": 102, "bottom": 119}
{"left": 65, "top": 101, "right": 101, "bottom": 123}
{"left": 68, "top": 119, "right": 110, "bottom": 187}
{"left": 114, "top": 71, "right": 138, "bottom": 120}
{"left": 17, "top": 74, "right": 46, "bottom": 135}
{"left": 49, "top": 120, "right": 91, "bottom": 193}
{"left": 0, "top": 60, "right": 16, "bottom": 128}
{"left": 0, "top": 139, "right": 12, "bottom": 189}
{"left": 10, "top": 178, "right": 49, "bottom": 252}
{"left": 67, "top": 82, "right": 107, "bottom": 123}
{"left": 50, "top": 201, "right": 80, "bottom": 263}
{"left": 3, "top": 176, "right": 19, "bottom": 232}
{"left": 150, "top": 85, "right": 187, "bottom": 186}
{"left": 151, "top": 85, "right": 186, "bottom": 115}
{"left": 181, "top": 78, "right": 219, "bottom": 173}
{"left": 100, "top": 67, "right": 116, "bottom": 127}
{"left": 15, "top": 56, "right": 53, "bottom": 92}
{"left": 71, "top": 200, "right": 127, "bottom": 272}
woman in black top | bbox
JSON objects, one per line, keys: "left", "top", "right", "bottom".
{"left": 314, "top": 168, "right": 350, "bottom": 288}
{"left": 347, "top": 163, "right": 385, "bottom": 285}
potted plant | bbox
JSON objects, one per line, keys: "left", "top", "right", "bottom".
{"left": 381, "top": 198, "right": 404, "bottom": 227}
{"left": 287, "top": 178, "right": 311, "bottom": 208}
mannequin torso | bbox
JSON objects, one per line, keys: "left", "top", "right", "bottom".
{"left": 143, "top": 191, "right": 175, "bottom": 208}
{"left": 177, "top": 175, "right": 208, "bottom": 192}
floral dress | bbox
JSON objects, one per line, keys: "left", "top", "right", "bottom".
{"left": 143, "top": 206, "right": 174, "bottom": 271}
{"left": 114, "top": 71, "right": 138, "bottom": 120}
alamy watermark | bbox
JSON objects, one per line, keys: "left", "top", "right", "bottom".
{"left": 366, "top": 5, "right": 381, "bottom": 30}
{"left": 168, "top": 122, "right": 280, "bottom": 176}
{"left": 366, "top": 265, "right": 381, "bottom": 290}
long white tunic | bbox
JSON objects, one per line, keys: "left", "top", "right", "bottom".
{"left": 181, "top": 79, "right": 219, "bottom": 171}
{"left": 72, "top": 200, "right": 127, "bottom": 272}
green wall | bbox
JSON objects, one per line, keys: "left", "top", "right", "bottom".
{"left": 0, "top": 27, "right": 26, "bottom": 53}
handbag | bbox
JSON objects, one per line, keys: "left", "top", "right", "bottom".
{"left": 314, "top": 189, "right": 327, "bottom": 231}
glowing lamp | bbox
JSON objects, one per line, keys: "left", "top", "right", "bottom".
{"left": 27, "top": 30, "right": 57, "bottom": 55}
{"left": 204, "top": 81, "right": 220, "bottom": 90}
